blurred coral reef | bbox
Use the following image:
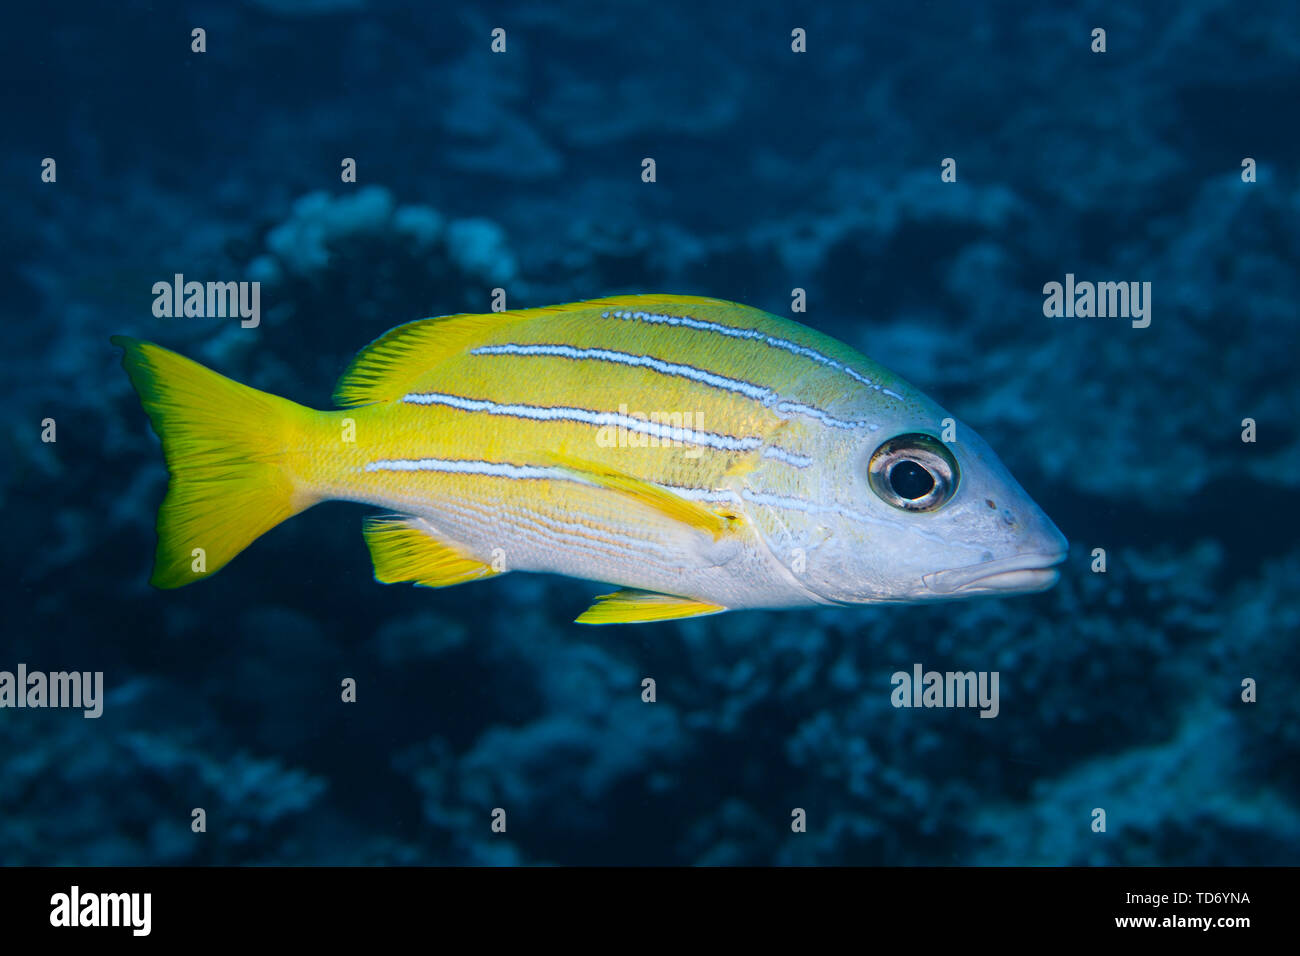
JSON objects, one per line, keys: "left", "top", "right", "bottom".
{"left": 2, "top": 0, "right": 1296, "bottom": 864}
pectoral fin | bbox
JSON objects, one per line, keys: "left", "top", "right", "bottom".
{"left": 546, "top": 452, "right": 740, "bottom": 540}
{"left": 363, "top": 516, "right": 500, "bottom": 588}
{"left": 575, "top": 589, "right": 728, "bottom": 625}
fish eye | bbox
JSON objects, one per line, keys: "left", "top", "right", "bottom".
{"left": 867, "top": 433, "right": 959, "bottom": 512}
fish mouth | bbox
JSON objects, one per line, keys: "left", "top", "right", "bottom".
{"left": 922, "top": 550, "right": 1067, "bottom": 595}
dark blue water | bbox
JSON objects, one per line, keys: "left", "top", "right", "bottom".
{"left": 3, "top": 0, "right": 1297, "bottom": 865}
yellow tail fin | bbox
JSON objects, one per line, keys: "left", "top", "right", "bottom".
{"left": 112, "top": 336, "right": 320, "bottom": 588}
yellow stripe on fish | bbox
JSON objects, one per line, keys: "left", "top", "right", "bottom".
{"left": 113, "top": 294, "right": 1068, "bottom": 624}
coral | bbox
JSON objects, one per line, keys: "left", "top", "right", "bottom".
{"left": 2, "top": 0, "right": 1295, "bottom": 867}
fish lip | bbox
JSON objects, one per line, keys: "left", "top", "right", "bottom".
{"left": 922, "top": 550, "right": 1068, "bottom": 594}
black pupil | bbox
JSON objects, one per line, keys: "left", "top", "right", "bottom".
{"left": 889, "top": 459, "right": 935, "bottom": 499}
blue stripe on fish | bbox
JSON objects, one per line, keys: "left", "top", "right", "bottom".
{"left": 470, "top": 343, "right": 772, "bottom": 401}
{"left": 602, "top": 308, "right": 905, "bottom": 401}
{"left": 365, "top": 458, "right": 741, "bottom": 515}
{"left": 399, "top": 391, "right": 764, "bottom": 452}
{"left": 772, "top": 400, "right": 880, "bottom": 432}
{"left": 469, "top": 342, "right": 879, "bottom": 431}
{"left": 762, "top": 446, "right": 814, "bottom": 468}
{"left": 365, "top": 458, "right": 573, "bottom": 480}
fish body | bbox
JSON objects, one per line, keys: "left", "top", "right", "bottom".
{"left": 114, "top": 294, "right": 1067, "bottom": 623}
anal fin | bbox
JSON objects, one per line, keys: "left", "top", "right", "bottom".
{"left": 363, "top": 516, "right": 500, "bottom": 588}
{"left": 575, "top": 589, "right": 727, "bottom": 625}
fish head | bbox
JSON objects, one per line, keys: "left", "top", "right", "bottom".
{"left": 773, "top": 402, "right": 1068, "bottom": 606}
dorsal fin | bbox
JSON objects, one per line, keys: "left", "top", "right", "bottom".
{"left": 331, "top": 296, "right": 748, "bottom": 408}
{"left": 333, "top": 312, "right": 525, "bottom": 407}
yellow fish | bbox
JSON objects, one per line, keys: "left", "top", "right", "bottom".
{"left": 113, "top": 294, "right": 1066, "bottom": 624}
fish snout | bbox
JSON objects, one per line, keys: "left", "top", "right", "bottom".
{"left": 921, "top": 548, "right": 1067, "bottom": 595}
{"left": 923, "top": 506, "right": 1068, "bottom": 595}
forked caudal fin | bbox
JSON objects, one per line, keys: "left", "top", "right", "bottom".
{"left": 112, "top": 336, "right": 320, "bottom": 588}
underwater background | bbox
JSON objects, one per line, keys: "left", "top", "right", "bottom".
{"left": 3, "top": 0, "right": 1297, "bottom": 865}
